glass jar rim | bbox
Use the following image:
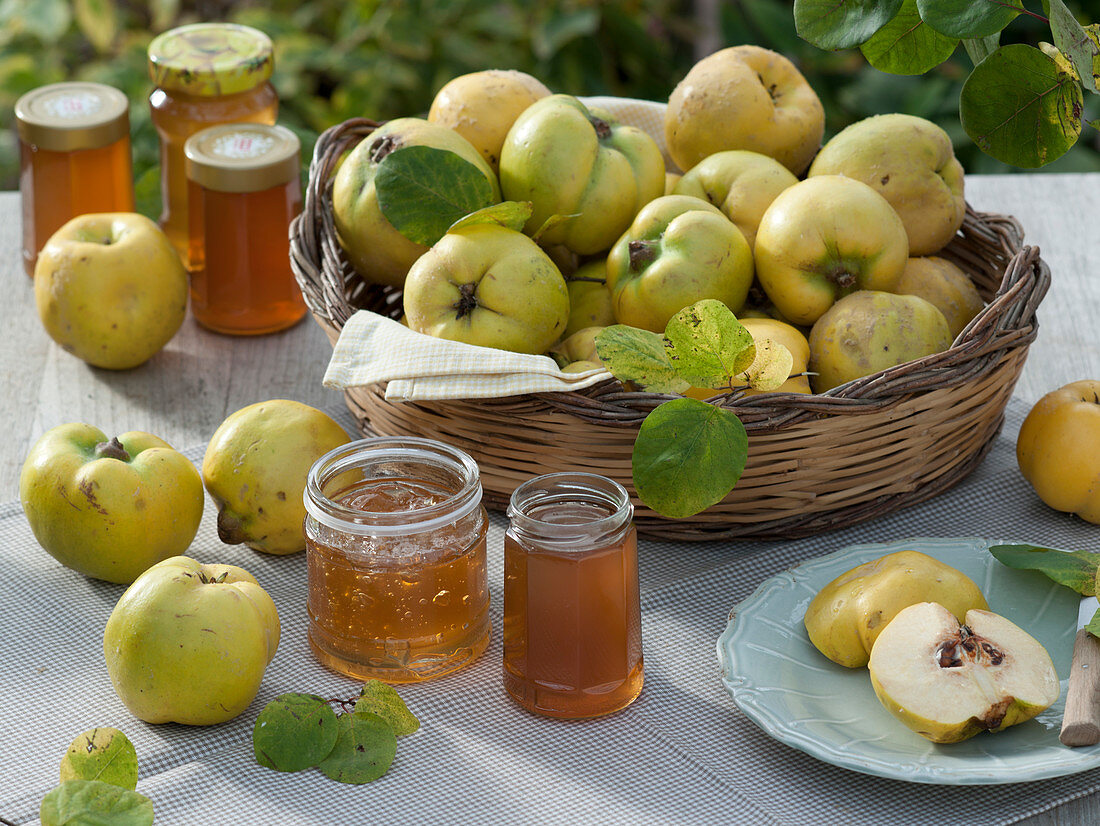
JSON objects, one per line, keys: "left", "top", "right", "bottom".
{"left": 304, "top": 436, "right": 483, "bottom": 536}
{"left": 507, "top": 472, "right": 633, "bottom": 544}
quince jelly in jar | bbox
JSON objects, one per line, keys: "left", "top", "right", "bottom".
{"left": 304, "top": 438, "right": 490, "bottom": 683}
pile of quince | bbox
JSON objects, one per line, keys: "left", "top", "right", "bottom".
{"left": 330, "top": 45, "right": 984, "bottom": 395}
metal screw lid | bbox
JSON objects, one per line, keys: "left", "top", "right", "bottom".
{"left": 185, "top": 122, "right": 300, "bottom": 193}
{"left": 148, "top": 23, "right": 274, "bottom": 97}
{"left": 15, "top": 82, "right": 130, "bottom": 152}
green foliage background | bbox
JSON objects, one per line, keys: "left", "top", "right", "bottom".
{"left": 3, "top": 0, "right": 1098, "bottom": 218}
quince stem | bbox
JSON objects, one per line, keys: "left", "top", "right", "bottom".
{"left": 94, "top": 437, "right": 131, "bottom": 463}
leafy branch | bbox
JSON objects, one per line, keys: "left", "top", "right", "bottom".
{"left": 793, "top": 0, "right": 1100, "bottom": 167}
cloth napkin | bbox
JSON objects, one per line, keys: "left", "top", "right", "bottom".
{"left": 322, "top": 311, "right": 610, "bottom": 400}
{"left": 322, "top": 97, "right": 668, "bottom": 402}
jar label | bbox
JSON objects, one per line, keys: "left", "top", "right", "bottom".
{"left": 211, "top": 131, "right": 276, "bottom": 160}
{"left": 40, "top": 91, "right": 104, "bottom": 121}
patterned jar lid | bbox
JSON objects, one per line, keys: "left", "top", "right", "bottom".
{"left": 148, "top": 23, "right": 274, "bottom": 97}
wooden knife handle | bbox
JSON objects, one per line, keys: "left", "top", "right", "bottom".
{"left": 1060, "top": 628, "right": 1100, "bottom": 747}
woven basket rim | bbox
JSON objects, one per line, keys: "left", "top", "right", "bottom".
{"left": 290, "top": 117, "right": 1051, "bottom": 432}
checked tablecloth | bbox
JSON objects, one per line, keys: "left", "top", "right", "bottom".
{"left": 2, "top": 398, "right": 1098, "bottom": 826}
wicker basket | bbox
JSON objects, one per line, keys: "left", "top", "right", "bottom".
{"left": 290, "top": 117, "right": 1051, "bottom": 541}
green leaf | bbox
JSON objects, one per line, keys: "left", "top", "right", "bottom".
{"left": 531, "top": 212, "right": 580, "bottom": 244}
{"left": 73, "top": 0, "right": 117, "bottom": 53}
{"left": 448, "top": 201, "right": 533, "bottom": 235}
{"left": 793, "top": 0, "right": 903, "bottom": 50}
{"left": 1048, "top": 0, "right": 1100, "bottom": 93}
{"left": 663, "top": 300, "right": 755, "bottom": 389}
{"left": 40, "top": 780, "right": 153, "bottom": 826}
{"left": 632, "top": 398, "right": 748, "bottom": 519}
{"left": 861, "top": 0, "right": 958, "bottom": 75}
{"left": 59, "top": 728, "right": 138, "bottom": 790}
{"left": 960, "top": 44, "right": 1083, "bottom": 168}
{"left": 595, "top": 326, "right": 689, "bottom": 395}
{"left": 253, "top": 693, "right": 340, "bottom": 773}
{"left": 738, "top": 339, "right": 795, "bottom": 392}
{"left": 964, "top": 33, "right": 1001, "bottom": 66}
{"left": 988, "top": 543, "right": 1100, "bottom": 595}
{"left": 10, "top": 0, "right": 72, "bottom": 43}
{"left": 355, "top": 680, "right": 420, "bottom": 737}
{"left": 532, "top": 8, "right": 600, "bottom": 60}
{"left": 149, "top": 0, "right": 179, "bottom": 32}
{"left": 916, "top": 0, "right": 1022, "bottom": 39}
{"left": 374, "top": 145, "right": 497, "bottom": 247}
{"left": 317, "top": 712, "right": 397, "bottom": 785}
{"left": 1086, "top": 608, "right": 1100, "bottom": 638}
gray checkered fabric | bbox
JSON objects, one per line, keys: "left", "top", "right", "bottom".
{"left": 2, "top": 398, "right": 1098, "bottom": 825}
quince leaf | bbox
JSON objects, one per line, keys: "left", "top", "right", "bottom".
{"left": 59, "top": 728, "right": 138, "bottom": 790}
{"left": 356, "top": 680, "right": 420, "bottom": 737}
{"left": 960, "top": 44, "right": 1083, "bottom": 168}
{"left": 988, "top": 543, "right": 1099, "bottom": 595}
{"left": 736, "top": 338, "right": 795, "bottom": 392}
{"left": 861, "top": 0, "right": 958, "bottom": 75}
{"left": 375, "top": 145, "right": 497, "bottom": 246}
{"left": 448, "top": 201, "right": 533, "bottom": 235}
{"left": 531, "top": 212, "right": 581, "bottom": 244}
{"left": 632, "top": 398, "right": 748, "bottom": 519}
{"left": 595, "top": 325, "right": 689, "bottom": 395}
{"left": 916, "top": 0, "right": 1022, "bottom": 39}
{"left": 1047, "top": 0, "right": 1100, "bottom": 93}
{"left": 793, "top": 0, "right": 902, "bottom": 50}
{"left": 40, "top": 780, "right": 153, "bottom": 826}
{"left": 253, "top": 693, "right": 339, "bottom": 773}
{"left": 318, "top": 711, "right": 397, "bottom": 785}
{"left": 664, "top": 300, "right": 755, "bottom": 389}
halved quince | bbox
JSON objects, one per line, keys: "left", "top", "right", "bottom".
{"left": 804, "top": 550, "right": 988, "bottom": 668}
{"left": 867, "top": 602, "right": 1059, "bottom": 744}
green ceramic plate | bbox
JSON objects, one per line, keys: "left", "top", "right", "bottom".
{"left": 717, "top": 536, "right": 1100, "bottom": 784}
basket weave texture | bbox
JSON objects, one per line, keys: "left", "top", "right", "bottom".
{"left": 290, "top": 117, "right": 1051, "bottom": 541}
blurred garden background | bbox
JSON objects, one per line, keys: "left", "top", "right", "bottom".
{"left": 3, "top": 0, "right": 1098, "bottom": 219}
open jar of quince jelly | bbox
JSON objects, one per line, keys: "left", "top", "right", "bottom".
{"left": 148, "top": 22, "right": 278, "bottom": 263}
{"left": 504, "top": 472, "right": 644, "bottom": 718}
{"left": 15, "top": 82, "right": 135, "bottom": 276}
{"left": 304, "top": 437, "right": 491, "bottom": 683}
{"left": 184, "top": 123, "right": 306, "bottom": 335}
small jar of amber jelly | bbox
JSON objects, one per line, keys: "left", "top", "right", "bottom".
{"left": 148, "top": 22, "right": 278, "bottom": 263}
{"left": 503, "top": 473, "right": 644, "bottom": 718}
{"left": 304, "top": 437, "right": 491, "bottom": 683}
{"left": 15, "top": 82, "right": 135, "bottom": 276}
{"left": 184, "top": 123, "right": 306, "bottom": 335}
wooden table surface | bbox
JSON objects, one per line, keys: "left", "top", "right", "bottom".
{"left": 3, "top": 176, "right": 1099, "bottom": 824}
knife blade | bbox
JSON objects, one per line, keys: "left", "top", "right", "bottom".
{"left": 1060, "top": 594, "right": 1100, "bottom": 747}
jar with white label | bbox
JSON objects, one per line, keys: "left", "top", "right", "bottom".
{"left": 184, "top": 122, "right": 306, "bottom": 335}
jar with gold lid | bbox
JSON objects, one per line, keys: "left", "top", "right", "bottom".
{"left": 15, "top": 82, "right": 135, "bottom": 276}
{"left": 184, "top": 122, "right": 306, "bottom": 335}
{"left": 148, "top": 22, "right": 278, "bottom": 263}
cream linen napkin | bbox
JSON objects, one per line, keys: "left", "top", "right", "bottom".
{"left": 323, "top": 312, "right": 611, "bottom": 401}
{"left": 322, "top": 98, "right": 667, "bottom": 402}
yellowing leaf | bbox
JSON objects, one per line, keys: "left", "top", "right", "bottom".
{"left": 664, "top": 299, "right": 754, "bottom": 389}
{"left": 736, "top": 339, "right": 794, "bottom": 392}
{"left": 448, "top": 201, "right": 533, "bottom": 234}
{"left": 74, "top": 0, "right": 118, "bottom": 53}
{"left": 595, "top": 325, "right": 689, "bottom": 394}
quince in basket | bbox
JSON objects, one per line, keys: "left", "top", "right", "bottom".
{"left": 403, "top": 223, "right": 570, "bottom": 354}
{"left": 332, "top": 117, "right": 500, "bottom": 290}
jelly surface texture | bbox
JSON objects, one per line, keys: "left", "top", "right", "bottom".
{"left": 307, "top": 478, "right": 490, "bottom": 683}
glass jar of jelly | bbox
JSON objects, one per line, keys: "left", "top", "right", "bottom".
{"left": 504, "top": 472, "right": 644, "bottom": 718}
{"left": 304, "top": 437, "right": 491, "bottom": 683}
{"left": 148, "top": 22, "right": 278, "bottom": 263}
{"left": 184, "top": 123, "right": 306, "bottom": 335}
{"left": 15, "top": 82, "right": 135, "bottom": 276}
